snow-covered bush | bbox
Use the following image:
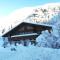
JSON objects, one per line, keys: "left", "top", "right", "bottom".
{"left": 36, "top": 30, "right": 52, "bottom": 48}
{"left": 36, "top": 27, "right": 60, "bottom": 49}
{"left": 0, "top": 37, "right": 4, "bottom": 46}
{"left": 2, "top": 37, "right": 9, "bottom": 48}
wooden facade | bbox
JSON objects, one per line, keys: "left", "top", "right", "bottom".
{"left": 2, "top": 22, "right": 52, "bottom": 46}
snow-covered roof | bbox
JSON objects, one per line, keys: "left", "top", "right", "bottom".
{"left": 25, "top": 21, "right": 53, "bottom": 27}
{"left": 2, "top": 21, "right": 52, "bottom": 37}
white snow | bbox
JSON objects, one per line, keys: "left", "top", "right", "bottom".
{"left": 0, "top": 3, "right": 60, "bottom": 60}
{"left": 0, "top": 2, "right": 60, "bottom": 36}
{"left": 0, "top": 7, "right": 34, "bottom": 36}
{"left": 0, "top": 43, "right": 60, "bottom": 60}
{"left": 11, "top": 33, "right": 38, "bottom": 38}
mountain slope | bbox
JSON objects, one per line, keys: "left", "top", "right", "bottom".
{"left": 0, "top": 3, "right": 60, "bottom": 35}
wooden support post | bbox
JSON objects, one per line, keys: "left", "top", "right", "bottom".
{"left": 8, "top": 36, "right": 12, "bottom": 45}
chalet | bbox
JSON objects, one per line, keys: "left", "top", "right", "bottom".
{"left": 2, "top": 22, "right": 52, "bottom": 46}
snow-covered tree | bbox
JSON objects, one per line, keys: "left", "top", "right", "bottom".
{"left": 2, "top": 28, "right": 5, "bottom": 34}
{"left": 36, "top": 12, "right": 60, "bottom": 49}
{"left": 36, "top": 25, "right": 60, "bottom": 49}
{"left": 36, "top": 30, "right": 53, "bottom": 48}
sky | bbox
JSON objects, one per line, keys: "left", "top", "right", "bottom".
{"left": 0, "top": 0, "right": 60, "bottom": 16}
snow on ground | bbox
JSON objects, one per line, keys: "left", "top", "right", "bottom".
{"left": 0, "top": 39, "right": 60, "bottom": 60}
{"left": 0, "top": 45, "right": 60, "bottom": 60}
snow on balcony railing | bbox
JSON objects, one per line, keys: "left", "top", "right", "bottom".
{"left": 11, "top": 33, "right": 38, "bottom": 38}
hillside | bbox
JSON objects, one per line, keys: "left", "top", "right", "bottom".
{"left": 0, "top": 3, "right": 60, "bottom": 35}
{"left": 26, "top": 3, "right": 60, "bottom": 23}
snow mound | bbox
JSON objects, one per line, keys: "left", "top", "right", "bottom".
{"left": 0, "top": 45, "right": 60, "bottom": 60}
